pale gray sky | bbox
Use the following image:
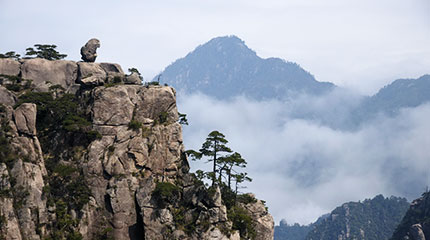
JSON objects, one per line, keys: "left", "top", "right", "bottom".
{"left": 1, "top": 0, "right": 429, "bottom": 94}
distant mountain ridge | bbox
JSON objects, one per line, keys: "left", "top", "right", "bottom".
{"left": 355, "top": 74, "right": 430, "bottom": 123}
{"left": 157, "top": 35, "right": 334, "bottom": 99}
{"left": 274, "top": 195, "right": 409, "bottom": 240}
{"left": 157, "top": 36, "right": 430, "bottom": 130}
{"left": 305, "top": 195, "right": 409, "bottom": 240}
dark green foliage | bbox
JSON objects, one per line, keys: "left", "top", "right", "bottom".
{"left": 44, "top": 163, "right": 91, "bottom": 211}
{"left": 0, "top": 74, "right": 32, "bottom": 92}
{"left": 25, "top": 44, "right": 67, "bottom": 60}
{"left": 172, "top": 207, "right": 199, "bottom": 235}
{"left": 128, "top": 68, "right": 144, "bottom": 82}
{"left": 178, "top": 112, "right": 188, "bottom": 125}
{"left": 237, "top": 194, "right": 257, "bottom": 205}
{"left": 128, "top": 68, "right": 140, "bottom": 74}
{"left": 305, "top": 195, "right": 410, "bottom": 240}
{"left": 128, "top": 120, "right": 143, "bottom": 131}
{"left": 0, "top": 106, "right": 15, "bottom": 168}
{"left": 63, "top": 115, "right": 91, "bottom": 132}
{"left": 220, "top": 185, "right": 236, "bottom": 209}
{"left": 0, "top": 214, "right": 7, "bottom": 240}
{"left": 108, "top": 145, "right": 115, "bottom": 153}
{"left": 86, "top": 130, "right": 102, "bottom": 142}
{"left": 158, "top": 111, "right": 169, "bottom": 124}
{"left": 113, "top": 76, "right": 122, "bottom": 83}
{"left": 152, "top": 182, "right": 180, "bottom": 208}
{"left": 145, "top": 81, "right": 160, "bottom": 86}
{"left": 218, "top": 152, "right": 251, "bottom": 192}
{"left": 14, "top": 90, "right": 95, "bottom": 238}
{"left": 191, "top": 130, "right": 232, "bottom": 186}
{"left": 0, "top": 51, "right": 20, "bottom": 60}
{"left": 42, "top": 162, "right": 90, "bottom": 239}
{"left": 96, "top": 227, "right": 114, "bottom": 240}
{"left": 104, "top": 82, "right": 120, "bottom": 88}
{"left": 48, "top": 84, "right": 65, "bottom": 92}
{"left": 44, "top": 199, "right": 83, "bottom": 240}
{"left": 390, "top": 191, "right": 430, "bottom": 240}
{"left": 228, "top": 206, "right": 256, "bottom": 239}
{"left": 12, "top": 186, "right": 29, "bottom": 209}
{"left": 141, "top": 126, "right": 151, "bottom": 138}
{"left": 16, "top": 91, "right": 100, "bottom": 147}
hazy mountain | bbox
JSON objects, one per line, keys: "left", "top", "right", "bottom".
{"left": 305, "top": 195, "right": 410, "bottom": 240}
{"left": 355, "top": 74, "right": 430, "bottom": 124}
{"left": 274, "top": 215, "right": 328, "bottom": 240}
{"left": 157, "top": 36, "right": 430, "bottom": 131}
{"left": 274, "top": 222, "right": 313, "bottom": 240}
{"left": 157, "top": 35, "right": 334, "bottom": 100}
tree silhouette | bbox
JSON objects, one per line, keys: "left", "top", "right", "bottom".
{"left": 218, "top": 152, "right": 248, "bottom": 189}
{"left": 25, "top": 44, "right": 67, "bottom": 60}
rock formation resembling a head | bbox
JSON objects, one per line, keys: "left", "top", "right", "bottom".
{"left": 80, "top": 38, "right": 100, "bottom": 62}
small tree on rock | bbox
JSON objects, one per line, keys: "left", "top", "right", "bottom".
{"left": 0, "top": 51, "right": 21, "bottom": 60}
{"left": 25, "top": 44, "right": 67, "bottom": 60}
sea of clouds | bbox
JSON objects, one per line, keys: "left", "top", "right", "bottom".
{"left": 177, "top": 90, "right": 430, "bottom": 225}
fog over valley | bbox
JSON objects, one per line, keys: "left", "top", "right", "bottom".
{"left": 178, "top": 90, "right": 430, "bottom": 224}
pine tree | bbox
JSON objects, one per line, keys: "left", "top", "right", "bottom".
{"left": 25, "top": 44, "right": 67, "bottom": 60}
{"left": 218, "top": 152, "right": 248, "bottom": 189}
{"left": 198, "top": 130, "right": 232, "bottom": 186}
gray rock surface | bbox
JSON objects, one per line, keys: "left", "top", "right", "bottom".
{"left": 0, "top": 58, "right": 21, "bottom": 76}
{"left": 21, "top": 58, "right": 78, "bottom": 91}
{"left": 81, "top": 38, "right": 100, "bottom": 62}
{"left": 77, "top": 62, "right": 107, "bottom": 86}
{"left": 13, "top": 103, "right": 37, "bottom": 136}
{"left": 410, "top": 224, "right": 426, "bottom": 240}
{"left": 0, "top": 86, "right": 16, "bottom": 106}
{"left": 0, "top": 163, "right": 23, "bottom": 240}
{"left": 125, "top": 72, "right": 142, "bottom": 85}
{"left": 240, "top": 194, "right": 275, "bottom": 240}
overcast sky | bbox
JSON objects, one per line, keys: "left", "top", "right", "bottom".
{"left": 1, "top": 0, "right": 429, "bottom": 225}
{"left": 1, "top": 0, "right": 429, "bottom": 94}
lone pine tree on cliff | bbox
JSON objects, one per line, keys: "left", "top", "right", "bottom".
{"left": 187, "top": 130, "right": 251, "bottom": 192}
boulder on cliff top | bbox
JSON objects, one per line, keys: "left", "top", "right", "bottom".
{"left": 77, "top": 62, "right": 107, "bottom": 86}
{"left": 81, "top": 38, "right": 100, "bottom": 62}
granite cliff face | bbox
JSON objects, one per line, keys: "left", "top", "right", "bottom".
{"left": 0, "top": 56, "right": 274, "bottom": 240}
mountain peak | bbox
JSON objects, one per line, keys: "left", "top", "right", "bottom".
{"left": 191, "top": 35, "right": 257, "bottom": 60}
{"left": 158, "top": 36, "right": 334, "bottom": 99}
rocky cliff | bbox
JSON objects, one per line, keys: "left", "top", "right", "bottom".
{"left": 0, "top": 56, "right": 274, "bottom": 239}
{"left": 390, "top": 192, "right": 430, "bottom": 240}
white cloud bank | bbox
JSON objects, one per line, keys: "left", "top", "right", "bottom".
{"left": 178, "top": 92, "right": 430, "bottom": 224}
